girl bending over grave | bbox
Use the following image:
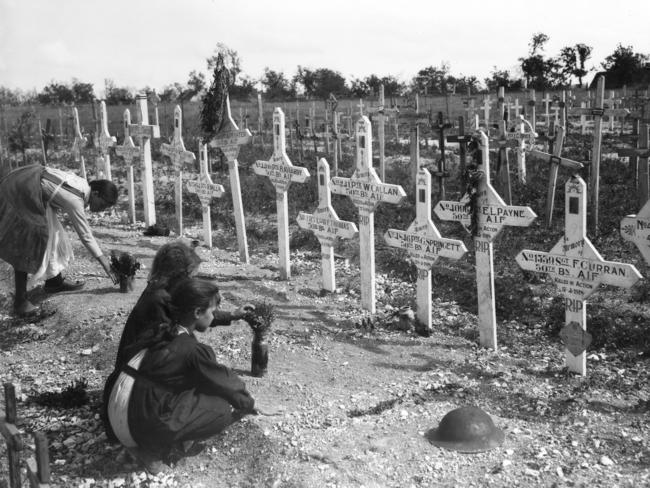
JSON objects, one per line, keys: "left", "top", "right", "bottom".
{"left": 103, "top": 239, "right": 253, "bottom": 441}
{"left": 0, "top": 164, "right": 119, "bottom": 318}
{"left": 105, "top": 278, "right": 278, "bottom": 473}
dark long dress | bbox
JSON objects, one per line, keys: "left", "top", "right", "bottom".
{"left": 126, "top": 331, "right": 254, "bottom": 456}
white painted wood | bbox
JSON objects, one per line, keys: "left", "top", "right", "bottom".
{"left": 435, "top": 131, "right": 537, "bottom": 349}
{"left": 297, "top": 159, "right": 358, "bottom": 291}
{"left": 517, "top": 176, "right": 641, "bottom": 375}
{"left": 114, "top": 109, "right": 140, "bottom": 224}
{"left": 252, "top": 108, "right": 310, "bottom": 279}
{"left": 384, "top": 168, "right": 467, "bottom": 331}
{"left": 481, "top": 96, "right": 491, "bottom": 129}
{"left": 367, "top": 85, "right": 399, "bottom": 181}
{"left": 160, "top": 105, "right": 196, "bottom": 236}
{"left": 96, "top": 100, "right": 116, "bottom": 180}
{"left": 208, "top": 96, "right": 252, "bottom": 263}
{"left": 331, "top": 116, "right": 406, "bottom": 312}
{"left": 129, "top": 94, "right": 160, "bottom": 227}
{"left": 621, "top": 194, "right": 650, "bottom": 265}
{"left": 71, "top": 107, "right": 87, "bottom": 179}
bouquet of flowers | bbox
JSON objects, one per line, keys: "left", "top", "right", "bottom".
{"left": 110, "top": 251, "right": 141, "bottom": 277}
{"left": 244, "top": 301, "right": 275, "bottom": 336}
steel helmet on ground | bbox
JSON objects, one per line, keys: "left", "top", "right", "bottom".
{"left": 426, "top": 405, "right": 504, "bottom": 453}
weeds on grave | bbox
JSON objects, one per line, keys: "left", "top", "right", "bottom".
{"left": 30, "top": 377, "right": 89, "bottom": 408}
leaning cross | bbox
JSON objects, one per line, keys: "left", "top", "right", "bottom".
{"left": 435, "top": 131, "right": 537, "bottom": 349}
{"left": 517, "top": 176, "right": 641, "bottom": 375}
{"left": 384, "top": 168, "right": 467, "bottom": 333}
{"left": 331, "top": 116, "right": 406, "bottom": 312}
{"left": 96, "top": 100, "right": 116, "bottom": 180}
{"left": 161, "top": 105, "right": 196, "bottom": 236}
{"left": 70, "top": 106, "right": 87, "bottom": 179}
{"left": 128, "top": 93, "right": 160, "bottom": 226}
{"left": 186, "top": 143, "right": 225, "bottom": 248}
{"left": 569, "top": 75, "right": 630, "bottom": 232}
{"left": 114, "top": 109, "right": 141, "bottom": 223}
{"left": 297, "top": 159, "right": 358, "bottom": 292}
{"left": 529, "top": 125, "right": 583, "bottom": 228}
{"left": 253, "top": 108, "right": 310, "bottom": 279}
{"left": 208, "top": 95, "right": 252, "bottom": 263}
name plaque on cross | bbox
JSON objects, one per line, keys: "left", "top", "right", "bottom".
{"left": 331, "top": 116, "right": 406, "bottom": 312}
{"left": 516, "top": 176, "right": 641, "bottom": 375}
{"left": 434, "top": 130, "right": 537, "bottom": 349}
{"left": 209, "top": 95, "right": 253, "bottom": 263}
{"left": 621, "top": 198, "right": 650, "bottom": 264}
{"left": 252, "top": 107, "right": 310, "bottom": 279}
{"left": 297, "top": 159, "right": 358, "bottom": 291}
{"left": 384, "top": 168, "right": 467, "bottom": 332}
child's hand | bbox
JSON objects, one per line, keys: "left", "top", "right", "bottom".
{"left": 234, "top": 303, "right": 255, "bottom": 320}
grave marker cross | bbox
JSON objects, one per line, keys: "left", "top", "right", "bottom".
{"left": 435, "top": 131, "right": 536, "bottom": 349}
{"left": 297, "top": 159, "right": 358, "bottom": 291}
{"left": 209, "top": 95, "right": 253, "bottom": 263}
{"left": 517, "top": 176, "right": 641, "bottom": 375}
{"left": 447, "top": 116, "right": 473, "bottom": 189}
{"left": 161, "top": 105, "right": 196, "bottom": 236}
{"left": 367, "top": 85, "right": 400, "bottom": 181}
{"left": 70, "top": 106, "right": 87, "bottom": 179}
{"left": 331, "top": 116, "right": 407, "bottom": 312}
{"left": 432, "top": 111, "right": 452, "bottom": 200}
{"left": 384, "top": 168, "right": 467, "bottom": 333}
{"left": 114, "top": 109, "right": 141, "bottom": 223}
{"left": 253, "top": 108, "right": 310, "bottom": 279}
{"left": 96, "top": 100, "right": 116, "bottom": 180}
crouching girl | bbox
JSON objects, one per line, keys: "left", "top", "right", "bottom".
{"left": 106, "top": 277, "right": 256, "bottom": 473}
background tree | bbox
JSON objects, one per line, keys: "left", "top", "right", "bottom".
{"left": 349, "top": 78, "right": 370, "bottom": 98}
{"left": 104, "top": 79, "right": 135, "bottom": 104}
{"left": 37, "top": 81, "right": 74, "bottom": 105}
{"left": 411, "top": 64, "right": 451, "bottom": 95}
{"left": 559, "top": 43, "right": 592, "bottom": 87}
{"left": 519, "top": 32, "right": 561, "bottom": 90}
{"left": 0, "top": 86, "right": 22, "bottom": 106}
{"left": 484, "top": 68, "right": 524, "bottom": 92}
{"left": 200, "top": 53, "right": 231, "bottom": 140}
{"left": 71, "top": 79, "right": 95, "bottom": 103}
{"left": 8, "top": 110, "right": 35, "bottom": 164}
{"left": 260, "top": 68, "right": 294, "bottom": 100}
{"left": 295, "top": 67, "right": 348, "bottom": 99}
{"left": 601, "top": 44, "right": 650, "bottom": 88}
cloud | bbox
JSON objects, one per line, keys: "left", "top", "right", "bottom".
{"left": 38, "top": 40, "right": 75, "bottom": 66}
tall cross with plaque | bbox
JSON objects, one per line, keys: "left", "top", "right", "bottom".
{"left": 253, "top": 108, "right": 310, "bottom": 279}
{"left": 367, "top": 85, "right": 399, "bottom": 181}
{"left": 331, "top": 117, "right": 407, "bottom": 312}
{"left": 186, "top": 143, "right": 225, "bottom": 248}
{"left": 115, "top": 109, "right": 141, "bottom": 224}
{"left": 435, "top": 131, "right": 537, "bottom": 349}
{"left": 161, "top": 105, "right": 196, "bottom": 236}
{"left": 384, "top": 168, "right": 467, "bottom": 333}
{"left": 96, "top": 100, "right": 116, "bottom": 180}
{"left": 517, "top": 176, "right": 641, "bottom": 375}
{"left": 297, "top": 159, "right": 358, "bottom": 291}
{"left": 209, "top": 95, "right": 252, "bottom": 263}
{"left": 622, "top": 196, "right": 650, "bottom": 265}
{"left": 70, "top": 107, "right": 87, "bottom": 179}
{"left": 129, "top": 93, "right": 160, "bottom": 226}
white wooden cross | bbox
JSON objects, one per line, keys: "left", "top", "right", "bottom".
{"left": 186, "top": 143, "right": 225, "bottom": 248}
{"left": 541, "top": 93, "right": 553, "bottom": 127}
{"left": 513, "top": 99, "right": 522, "bottom": 118}
{"left": 384, "top": 168, "right": 467, "bottom": 333}
{"left": 160, "top": 105, "right": 196, "bottom": 236}
{"left": 435, "top": 131, "right": 537, "bottom": 349}
{"left": 527, "top": 89, "right": 537, "bottom": 132}
{"left": 367, "top": 85, "right": 400, "bottom": 181}
{"left": 96, "top": 100, "right": 116, "bottom": 180}
{"left": 504, "top": 115, "right": 537, "bottom": 184}
{"left": 114, "top": 109, "right": 140, "bottom": 224}
{"left": 618, "top": 123, "right": 650, "bottom": 207}
{"left": 517, "top": 176, "right": 641, "bottom": 375}
{"left": 253, "top": 108, "right": 310, "bottom": 279}
{"left": 528, "top": 125, "right": 584, "bottom": 227}
{"left": 622, "top": 196, "right": 650, "bottom": 265}
{"left": 297, "top": 159, "right": 358, "bottom": 291}
{"left": 569, "top": 76, "right": 630, "bottom": 232}
{"left": 481, "top": 96, "right": 492, "bottom": 129}
{"left": 70, "top": 106, "right": 87, "bottom": 179}
{"left": 331, "top": 116, "right": 407, "bottom": 312}
{"left": 208, "top": 95, "right": 252, "bottom": 263}
{"left": 128, "top": 93, "right": 160, "bottom": 227}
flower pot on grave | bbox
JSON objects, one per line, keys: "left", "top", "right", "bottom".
{"left": 118, "top": 274, "right": 135, "bottom": 293}
{"left": 251, "top": 332, "right": 269, "bottom": 377}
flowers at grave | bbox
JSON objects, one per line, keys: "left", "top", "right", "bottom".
{"left": 244, "top": 301, "right": 275, "bottom": 336}
{"left": 109, "top": 251, "right": 141, "bottom": 278}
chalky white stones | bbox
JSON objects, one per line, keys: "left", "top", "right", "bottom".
{"left": 621, "top": 197, "right": 650, "bottom": 264}
{"left": 569, "top": 76, "right": 630, "bottom": 232}
{"left": 331, "top": 116, "right": 407, "bottom": 312}
{"left": 129, "top": 93, "right": 160, "bottom": 226}
{"left": 115, "top": 109, "right": 140, "bottom": 223}
{"left": 186, "top": 143, "right": 225, "bottom": 248}
{"left": 529, "top": 126, "right": 583, "bottom": 228}
{"left": 435, "top": 131, "right": 536, "bottom": 349}
{"left": 384, "top": 168, "right": 467, "bottom": 332}
{"left": 297, "top": 159, "right": 358, "bottom": 291}
{"left": 161, "top": 105, "right": 196, "bottom": 236}
{"left": 96, "top": 100, "right": 116, "bottom": 180}
{"left": 517, "top": 176, "right": 641, "bottom": 375}
{"left": 70, "top": 107, "right": 87, "bottom": 179}
{"left": 208, "top": 95, "right": 252, "bottom": 263}
{"left": 253, "top": 108, "right": 310, "bottom": 279}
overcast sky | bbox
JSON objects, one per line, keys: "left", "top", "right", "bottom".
{"left": 2, "top": 0, "right": 649, "bottom": 97}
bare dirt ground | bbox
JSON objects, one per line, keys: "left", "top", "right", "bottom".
{"left": 1, "top": 212, "right": 649, "bottom": 487}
